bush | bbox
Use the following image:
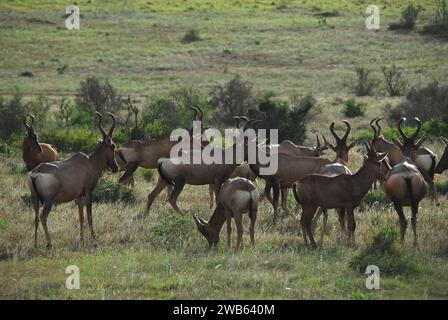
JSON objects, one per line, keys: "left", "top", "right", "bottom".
{"left": 381, "top": 65, "right": 408, "bottom": 96}
{"left": 40, "top": 127, "right": 98, "bottom": 153}
{"left": 401, "top": 3, "right": 422, "bottom": 29}
{"left": 0, "top": 95, "right": 27, "bottom": 141}
{"left": 349, "top": 226, "right": 419, "bottom": 276}
{"left": 390, "top": 3, "right": 422, "bottom": 30}
{"left": 249, "top": 93, "right": 318, "bottom": 144}
{"left": 343, "top": 99, "right": 366, "bottom": 118}
{"left": 388, "top": 81, "right": 448, "bottom": 123}
{"left": 361, "top": 190, "right": 391, "bottom": 208}
{"left": 436, "top": 181, "right": 448, "bottom": 195}
{"left": 354, "top": 67, "right": 377, "bottom": 96}
{"left": 422, "top": 1, "right": 448, "bottom": 37}
{"left": 211, "top": 74, "right": 256, "bottom": 126}
{"left": 76, "top": 76, "right": 123, "bottom": 114}
{"left": 92, "top": 177, "right": 136, "bottom": 205}
{"left": 182, "top": 29, "right": 201, "bottom": 43}
{"left": 152, "top": 213, "right": 196, "bottom": 249}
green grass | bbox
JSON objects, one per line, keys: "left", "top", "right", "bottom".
{"left": 1, "top": 0, "right": 448, "bottom": 300}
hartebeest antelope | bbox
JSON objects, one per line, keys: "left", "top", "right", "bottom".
{"left": 115, "top": 149, "right": 134, "bottom": 187}
{"left": 392, "top": 118, "right": 438, "bottom": 205}
{"left": 27, "top": 112, "right": 118, "bottom": 249}
{"left": 370, "top": 117, "right": 402, "bottom": 165}
{"left": 384, "top": 159, "right": 427, "bottom": 247}
{"left": 152, "top": 121, "right": 259, "bottom": 215}
{"left": 436, "top": 137, "right": 448, "bottom": 174}
{"left": 193, "top": 177, "right": 259, "bottom": 250}
{"left": 322, "top": 120, "right": 357, "bottom": 163}
{"left": 293, "top": 143, "right": 389, "bottom": 248}
{"left": 22, "top": 114, "right": 58, "bottom": 171}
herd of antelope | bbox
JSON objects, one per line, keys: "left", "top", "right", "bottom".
{"left": 21, "top": 106, "right": 448, "bottom": 251}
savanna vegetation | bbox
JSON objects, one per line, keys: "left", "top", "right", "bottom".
{"left": 0, "top": 0, "right": 448, "bottom": 300}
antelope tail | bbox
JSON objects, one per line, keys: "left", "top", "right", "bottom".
{"left": 28, "top": 174, "right": 43, "bottom": 204}
{"left": 404, "top": 176, "right": 416, "bottom": 208}
{"left": 157, "top": 161, "right": 174, "bottom": 186}
{"left": 293, "top": 184, "right": 302, "bottom": 205}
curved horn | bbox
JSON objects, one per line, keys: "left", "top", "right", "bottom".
{"left": 397, "top": 118, "right": 408, "bottom": 140}
{"left": 195, "top": 105, "right": 203, "bottom": 121}
{"left": 243, "top": 119, "right": 256, "bottom": 131}
{"left": 411, "top": 117, "right": 422, "bottom": 141}
{"left": 316, "top": 134, "right": 321, "bottom": 148}
{"left": 96, "top": 112, "right": 107, "bottom": 138}
{"left": 364, "top": 141, "right": 371, "bottom": 153}
{"left": 375, "top": 117, "right": 383, "bottom": 134}
{"left": 189, "top": 106, "right": 199, "bottom": 121}
{"left": 370, "top": 118, "right": 378, "bottom": 138}
{"left": 330, "top": 122, "right": 341, "bottom": 142}
{"left": 233, "top": 116, "right": 240, "bottom": 128}
{"left": 239, "top": 116, "right": 249, "bottom": 123}
{"left": 23, "top": 115, "right": 31, "bottom": 130}
{"left": 441, "top": 136, "right": 448, "bottom": 147}
{"left": 342, "top": 120, "right": 351, "bottom": 142}
{"left": 107, "top": 112, "right": 116, "bottom": 136}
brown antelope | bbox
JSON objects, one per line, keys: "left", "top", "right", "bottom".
{"left": 435, "top": 137, "right": 448, "bottom": 174}
{"left": 322, "top": 120, "right": 357, "bottom": 163}
{"left": 193, "top": 177, "right": 259, "bottom": 250}
{"left": 22, "top": 114, "right": 58, "bottom": 171}
{"left": 293, "top": 143, "right": 389, "bottom": 248}
{"left": 264, "top": 121, "right": 357, "bottom": 219}
{"left": 150, "top": 121, "right": 259, "bottom": 215}
{"left": 115, "top": 148, "right": 134, "bottom": 187}
{"left": 27, "top": 112, "right": 118, "bottom": 249}
{"left": 384, "top": 159, "right": 427, "bottom": 247}
{"left": 391, "top": 118, "right": 438, "bottom": 205}
{"left": 370, "top": 117, "right": 402, "bottom": 165}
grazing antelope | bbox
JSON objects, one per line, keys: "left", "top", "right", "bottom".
{"left": 392, "top": 118, "right": 438, "bottom": 205}
{"left": 384, "top": 159, "right": 427, "bottom": 247}
{"left": 22, "top": 114, "right": 58, "bottom": 171}
{"left": 27, "top": 112, "right": 118, "bottom": 249}
{"left": 293, "top": 143, "right": 389, "bottom": 248}
{"left": 193, "top": 177, "right": 259, "bottom": 250}
{"left": 435, "top": 137, "right": 448, "bottom": 174}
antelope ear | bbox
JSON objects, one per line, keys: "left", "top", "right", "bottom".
{"left": 415, "top": 137, "right": 426, "bottom": 149}
{"left": 348, "top": 140, "right": 358, "bottom": 149}
{"left": 391, "top": 138, "right": 403, "bottom": 149}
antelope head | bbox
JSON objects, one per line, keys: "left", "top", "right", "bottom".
{"left": 391, "top": 117, "right": 425, "bottom": 160}
{"left": 23, "top": 114, "right": 43, "bottom": 153}
{"left": 97, "top": 112, "right": 119, "bottom": 173}
{"left": 193, "top": 213, "right": 218, "bottom": 247}
{"left": 323, "top": 120, "right": 357, "bottom": 162}
{"left": 188, "top": 105, "right": 209, "bottom": 143}
{"left": 364, "top": 142, "right": 390, "bottom": 182}
{"left": 435, "top": 137, "right": 448, "bottom": 174}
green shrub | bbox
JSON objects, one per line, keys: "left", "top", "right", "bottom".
{"left": 389, "top": 82, "right": 448, "bottom": 123}
{"left": 182, "top": 29, "right": 201, "bottom": 43}
{"left": 362, "top": 190, "right": 391, "bottom": 208}
{"left": 92, "top": 177, "right": 136, "bottom": 205}
{"left": 354, "top": 67, "right": 377, "bottom": 96}
{"left": 76, "top": 76, "right": 124, "bottom": 114}
{"left": 436, "top": 181, "right": 448, "bottom": 195}
{"left": 343, "top": 99, "right": 366, "bottom": 118}
{"left": 390, "top": 3, "right": 422, "bottom": 30}
{"left": 40, "top": 127, "right": 98, "bottom": 153}
{"left": 249, "top": 93, "right": 319, "bottom": 144}
{"left": 152, "top": 213, "right": 195, "bottom": 249}
{"left": 0, "top": 95, "right": 27, "bottom": 141}
{"left": 349, "top": 226, "right": 419, "bottom": 276}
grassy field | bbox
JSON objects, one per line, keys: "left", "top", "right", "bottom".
{"left": 1, "top": 0, "right": 448, "bottom": 300}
